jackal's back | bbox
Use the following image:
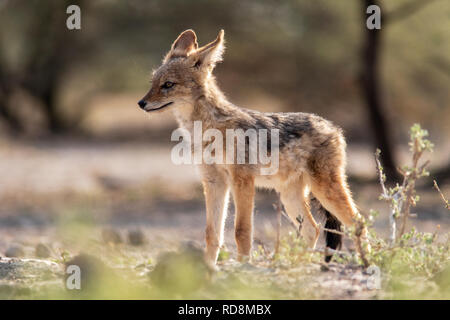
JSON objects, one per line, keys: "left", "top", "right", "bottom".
{"left": 224, "top": 107, "right": 347, "bottom": 178}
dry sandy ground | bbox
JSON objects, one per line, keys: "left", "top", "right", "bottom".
{"left": 0, "top": 221, "right": 380, "bottom": 299}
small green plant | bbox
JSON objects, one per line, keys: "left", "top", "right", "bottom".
{"left": 363, "top": 124, "right": 450, "bottom": 298}
{"left": 217, "top": 248, "right": 231, "bottom": 262}
{"left": 375, "top": 124, "right": 434, "bottom": 244}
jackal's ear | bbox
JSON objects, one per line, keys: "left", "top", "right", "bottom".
{"left": 164, "top": 29, "right": 198, "bottom": 63}
{"left": 190, "top": 30, "right": 225, "bottom": 72}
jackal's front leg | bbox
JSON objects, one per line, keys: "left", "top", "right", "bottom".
{"left": 230, "top": 173, "right": 255, "bottom": 262}
{"left": 202, "top": 175, "right": 230, "bottom": 266}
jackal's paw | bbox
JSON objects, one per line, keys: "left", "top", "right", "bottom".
{"left": 237, "top": 254, "right": 251, "bottom": 264}
{"left": 204, "top": 254, "right": 219, "bottom": 271}
{"left": 205, "top": 261, "right": 219, "bottom": 272}
{"left": 364, "top": 240, "right": 372, "bottom": 253}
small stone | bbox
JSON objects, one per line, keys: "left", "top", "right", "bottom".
{"left": 35, "top": 243, "right": 51, "bottom": 258}
{"left": 5, "top": 245, "right": 25, "bottom": 258}
{"left": 320, "top": 264, "right": 330, "bottom": 272}
{"left": 127, "top": 229, "right": 145, "bottom": 246}
{"left": 102, "top": 228, "right": 122, "bottom": 244}
{"left": 64, "top": 253, "right": 111, "bottom": 292}
{"left": 150, "top": 248, "right": 211, "bottom": 295}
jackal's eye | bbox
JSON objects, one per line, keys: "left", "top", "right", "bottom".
{"left": 161, "top": 81, "right": 175, "bottom": 89}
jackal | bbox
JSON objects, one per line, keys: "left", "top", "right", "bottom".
{"left": 138, "top": 29, "right": 366, "bottom": 266}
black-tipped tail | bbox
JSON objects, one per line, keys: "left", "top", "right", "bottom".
{"left": 324, "top": 210, "right": 342, "bottom": 262}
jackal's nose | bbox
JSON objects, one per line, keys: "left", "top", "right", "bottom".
{"left": 138, "top": 100, "right": 147, "bottom": 109}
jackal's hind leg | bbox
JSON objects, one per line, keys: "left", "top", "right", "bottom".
{"left": 309, "top": 175, "right": 358, "bottom": 228}
{"left": 280, "top": 181, "right": 320, "bottom": 249}
{"left": 308, "top": 173, "right": 370, "bottom": 251}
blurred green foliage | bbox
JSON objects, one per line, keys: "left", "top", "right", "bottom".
{"left": 0, "top": 0, "right": 448, "bottom": 141}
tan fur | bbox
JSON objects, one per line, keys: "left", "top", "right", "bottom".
{"left": 139, "top": 29, "right": 366, "bottom": 266}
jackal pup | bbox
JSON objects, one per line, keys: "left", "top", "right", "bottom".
{"left": 138, "top": 29, "right": 366, "bottom": 266}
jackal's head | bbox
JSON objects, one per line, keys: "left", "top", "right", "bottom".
{"left": 138, "top": 29, "right": 225, "bottom": 112}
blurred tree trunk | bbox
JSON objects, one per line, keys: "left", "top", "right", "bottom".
{"left": 0, "top": 45, "right": 23, "bottom": 134}
{"left": 0, "top": 95, "right": 23, "bottom": 133}
{"left": 21, "top": 1, "right": 69, "bottom": 133}
{"left": 0, "top": 79, "right": 22, "bottom": 133}
{"left": 360, "top": 0, "right": 439, "bottom": 181}
{"left": 0, "top": 0, "right": 87, "bottom": 134}
{"left": 360, "top": 0, "right": 397, "bottom": 180}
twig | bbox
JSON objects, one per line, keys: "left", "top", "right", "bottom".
{"left": 281, "top": 211, "right": 298, "bottom": 231}
{"left": 375, "top": 149, "right": 388, "bottom": 196}
{"left": 433, "top": 180, "right": 450, "bottom": 210}
{"left": 398, "top": 138, "right": 430, "bottom": 237}
{"left": 272, "top": 201, "right": 299, "bottom": 232}
{"left": 320, "top": 225, "right": 347, "bottom": 237}
{"left": 254, "top": 238, "right": 270, "bottom": 256}
{"left": 354, "top": 220, "right": 370, "bottom": 268}
{"left": 399, "top": 181, "right": 414, "bottom": 237}
{"left": 273, "top": 194, "right": 283, "bottom": 255}
{"left": 375, "top": 149, "right": 397, "bottom": 244}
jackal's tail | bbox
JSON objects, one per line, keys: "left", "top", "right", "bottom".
{"left": 323, "top": 209, "right": 342, "bottom": 262}
{"left": 310, "top": 197, "right": 342, "bottom": 262}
